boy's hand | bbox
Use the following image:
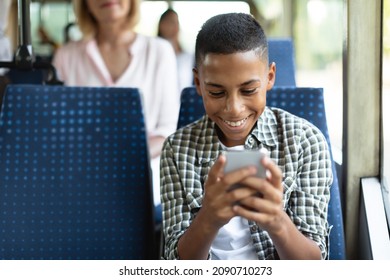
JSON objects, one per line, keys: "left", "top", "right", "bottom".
{"left": 231, "top": 156, "right": 285, "bottom": 233}
{"left": 201, "top": 154, "right": 262, "bottom": 230}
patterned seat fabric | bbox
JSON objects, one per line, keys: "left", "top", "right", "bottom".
{"left": 0, "top": 85, "right": 155, "bottom": 260}
{"left": 268, "top": 38, "right": 297, "bottom": 87}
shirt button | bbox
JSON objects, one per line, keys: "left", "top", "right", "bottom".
{"left": 250, "top": 225, "right": 258, "bottom": 233}
{"left": 248, "top": 138, "right": 254, "bottom": 144}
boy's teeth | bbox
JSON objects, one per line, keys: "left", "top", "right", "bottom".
{"left": 224, "top": 117, "right": 247, "bottom": 127}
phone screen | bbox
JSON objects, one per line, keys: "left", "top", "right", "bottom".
{"left": 224, "top": 150, "right": 267, "bottom": 178}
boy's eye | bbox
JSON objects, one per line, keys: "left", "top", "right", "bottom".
{"left": 242, "top": 88, "right": 257, "bottom": 95}
{"left": 208, "top": 91, "right": 225, "bottom": 97}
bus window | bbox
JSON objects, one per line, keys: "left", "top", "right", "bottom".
{"left": 382, "top": 0, "right": 390, "bottom": 224}
{"left": 293, "top": 0, "right": 343, "bottom": 162}
{"left": 30, "top": 1, "right": 77, "bottom": 58}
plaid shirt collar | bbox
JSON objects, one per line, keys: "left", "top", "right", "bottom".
{"left": 195, "top": 107, "right": 279, "bottom": 165}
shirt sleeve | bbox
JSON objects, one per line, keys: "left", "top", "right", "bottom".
{"left": 284, "top": 123, "right": 332, "bottom": 259}
{"left": 160, "top": 138, "right": 188, "bottom": 260}
{"left": 52, "top": 45, "right": 68, "bottom": 83}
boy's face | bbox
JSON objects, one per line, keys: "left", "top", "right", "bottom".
{"left": 194, "top": 50, "right": 275, "bottom": 147}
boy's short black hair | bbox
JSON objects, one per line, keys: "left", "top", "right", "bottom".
{"left": 195, "top": 13, "right": 268, "bottom": 67}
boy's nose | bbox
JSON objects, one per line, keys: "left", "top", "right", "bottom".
{"left": 224, "top": 95, "right": 244, "bottom": 113}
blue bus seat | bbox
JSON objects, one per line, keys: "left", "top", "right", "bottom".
{"left": 176, "top": 86, "right": 346, "bottom": 260}
{"left": 268, "top": 38, "right": 297, "bottom": 86}
{"left": 0, "top": 85, "right": 156, "bottom": 259}
{"left": 5, "top": 68, "right": 46, "bottom": 85}
{"left": 267, "top": 87, "right": 345, "bottom": 259}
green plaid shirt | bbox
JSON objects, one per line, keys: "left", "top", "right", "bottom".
{"left": 161, "top": 107, "right": 332, "bottom": 260}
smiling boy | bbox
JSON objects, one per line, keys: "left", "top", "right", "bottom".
{"left": 160, "top": 13, "right": 332, "bottom": 260}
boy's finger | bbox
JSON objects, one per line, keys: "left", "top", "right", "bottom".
{"left": 222, "top": 166, "right": 258, "bottom": 187}
{"left": 261, "top": 156, "right": 283, "bottom": 191}
{"left": 206, "top": 154, "right": 227, "bottom": 183}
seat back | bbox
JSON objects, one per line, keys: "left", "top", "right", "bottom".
{"left": 0, "top": 85, "right": 155, "bottom": 260}
{"left": 5, "top": 68, "right": 46, "bottom": 84}
{"left": 176, "top": 86, "right": 346, "bottom": 259}
{"left": 268, "top": 38, "right": 297, "bottom": 86}
{"left": 267, "top": 87, "right": 345, "bottom": 259}
{"left": 177, "top": 87, "right": 205, "bottom": 129}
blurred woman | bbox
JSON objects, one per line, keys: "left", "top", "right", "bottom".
{"left": 157, "top": 8, "right": 194, "bottom": 91}
{"left": 53, "top": 0, "right": 180, "bottom": 208}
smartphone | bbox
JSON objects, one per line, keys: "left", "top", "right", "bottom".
{"left": 224, "top": 149, "right": 268, "bottom": 179}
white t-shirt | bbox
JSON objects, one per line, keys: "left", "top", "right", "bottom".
{"left": 210, "top": 144, "right": 258, "bottom": 260}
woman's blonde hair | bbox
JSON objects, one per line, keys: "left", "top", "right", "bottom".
{"left": 73, "top": 0, "right": 141, "bottom": 39}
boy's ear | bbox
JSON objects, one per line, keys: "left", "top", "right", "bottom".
{"left": 266, "top": 62, "right": 276, "bottom": 90}
{"left": 192, "top": 67, "right": 202, "bottom": 96}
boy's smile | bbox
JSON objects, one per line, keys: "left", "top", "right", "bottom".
{"left": 194, "top": 50, "right": 275, "bottom": 147}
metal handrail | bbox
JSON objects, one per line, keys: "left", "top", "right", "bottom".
{"left": 0, "top": 0, "right": 63, "bottom": 85}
